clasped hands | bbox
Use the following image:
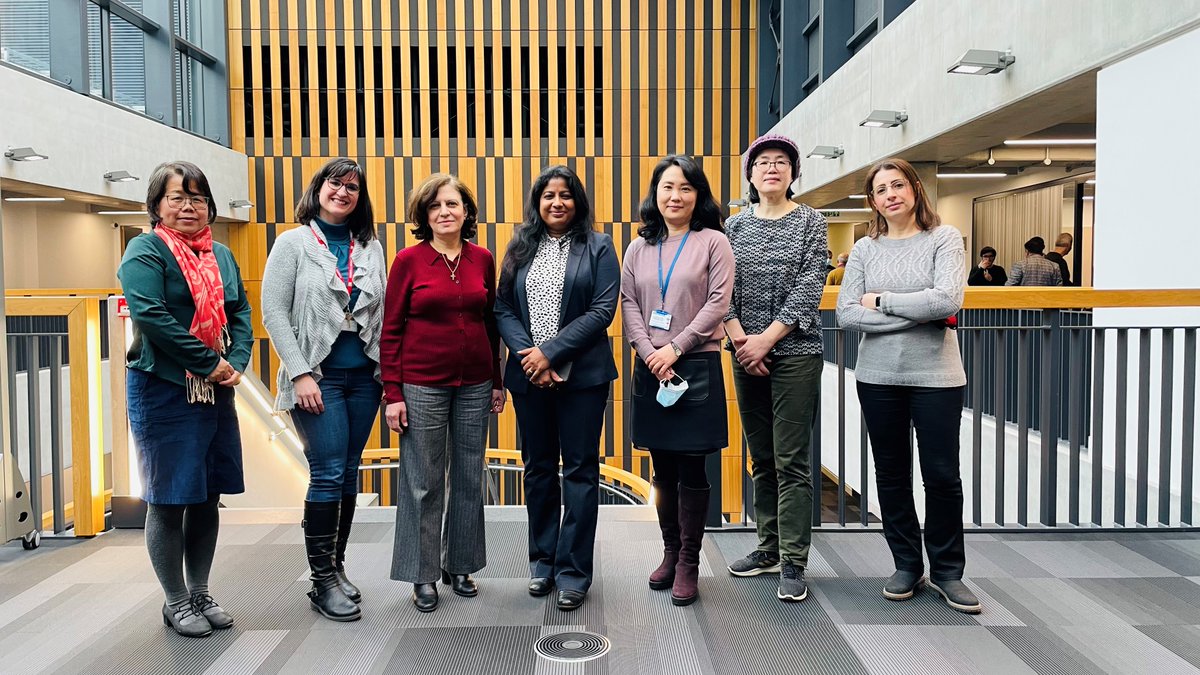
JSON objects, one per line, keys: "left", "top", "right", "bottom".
{"left": 206, "top": 358, "right": 241, "bottom": 387}
{"left": 731, "top": 334, "right": 773, "bottom": 376}
{"left": 517, "top": 346, "right": 564, "bottom": 388}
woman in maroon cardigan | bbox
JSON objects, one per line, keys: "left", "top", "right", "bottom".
{"left": 381, "top": 173, "right": 505, "bottom": 613}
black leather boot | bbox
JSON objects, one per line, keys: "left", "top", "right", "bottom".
{"left": 303, "top": 500, "right": 361, "bottom": 622}
{"left": 335, "top": 495, "right": 362, "bottom": 603}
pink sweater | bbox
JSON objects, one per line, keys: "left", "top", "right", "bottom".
{"left": 620, "top": 227, "right": 735, "bottom": 362}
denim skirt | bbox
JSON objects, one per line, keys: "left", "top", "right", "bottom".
{"left": 126, "top": 368, "right": 245, "bottom": 505}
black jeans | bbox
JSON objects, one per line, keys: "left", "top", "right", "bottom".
{"left": 857, "top": 382, "right": 967, "bottom": 581}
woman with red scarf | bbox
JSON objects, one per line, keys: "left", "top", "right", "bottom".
{"left": 118, "top": 161, "right": 254, "bottom": 638}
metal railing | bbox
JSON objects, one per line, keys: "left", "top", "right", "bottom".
{"left": 743, "top": 288, "right": 1200, "bottom": 531}
{"left": 4, "top": 295, "right": 108, "bottom": 537}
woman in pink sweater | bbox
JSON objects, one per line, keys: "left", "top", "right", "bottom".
{"left": 620, "top": 155, "right": 734, "bottom": 606}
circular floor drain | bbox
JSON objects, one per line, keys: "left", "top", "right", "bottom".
{"left": 534, "top": 631, "right": 611, "bottom": 662}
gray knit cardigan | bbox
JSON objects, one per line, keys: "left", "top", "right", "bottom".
{"left": 260, "top": 224, "right": 387, "bottom": 410}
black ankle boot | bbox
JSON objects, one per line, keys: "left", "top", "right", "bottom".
{"left": 303, "top": 500, "right": 361, "bottom": 622}
{"left": 335, "top": 495, "right": 362, "bottom": 603}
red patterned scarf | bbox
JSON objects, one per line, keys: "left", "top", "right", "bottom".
{"left": 154, "top": 224, "right": 229, "bottom": 402}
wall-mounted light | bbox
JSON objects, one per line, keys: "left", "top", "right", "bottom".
{"left": 229, "top": 199, "right": 254, "bottom": 209}
{"left": 947, "top": 49, "right": 1015, "bottom": 75}
{"left": 103, "top": 170, "right": 140, "bottom": 183}
{"left": 4, "top": 146, "right": 49, "bottom": 161}
{"left": 807, "top": 145, "right": 844, "bottom": 159}
{"left": 860, "top": 110, "right": 907, "bottom": 128}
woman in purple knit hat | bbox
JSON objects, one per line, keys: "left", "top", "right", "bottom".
{"left": 723, "top": 134, "right": 828, "bottom": 604}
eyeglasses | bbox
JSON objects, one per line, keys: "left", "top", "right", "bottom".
{"left": 165, "top": 194, "right": 210, "bottom": 210}
{"left": 326, "top": 178, "right": 361, "bottom": 194}
{"left": 872, "top": 180, "right": 910, "bottom": 197}
{"left": 752, "top": 159, "right": 792, "bottom": 171}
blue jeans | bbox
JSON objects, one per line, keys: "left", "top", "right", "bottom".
{"left": 291, "top": 366, "right": 383, "bottom": 502}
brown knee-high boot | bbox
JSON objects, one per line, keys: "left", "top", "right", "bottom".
{"left": 649, "top": 480, "right": 680, "bottom": 590}
{"left": 672, "top": 485, "right": 710, "bottom": 606}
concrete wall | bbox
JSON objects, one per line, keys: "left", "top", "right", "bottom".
{"left": 770, "top": 0, "right": 1200, "bottom": 196}
{"left": 0, "top": 65, "right": 249, "bottom": 218}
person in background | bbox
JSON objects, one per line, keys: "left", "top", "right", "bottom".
{"left": 826, "top": 252, "right": 849, "bottom": 285}
{"left": 825, "top": 249, "right": 836, "bottom": 275}
{"left": 261, "top": 158, "right": 385, "bottom": 622}
{"left": 119, "top": 161, "right": 253, "bottom": 637}
{"left": 1044, "top": 232, "right": 1073, "bottom": 286}
{"left": 723, "top": 134, "right": 827, "bottom": 604}
{"left": 835, "top": 157, "right": 981, "bottom": 615}
{"left": 381, "top": 173, "right": 506, "bottom": 613}
{"left": 494, "top": 165, "right": 619, "bottom": 612}
{"left": 1006, "top": 236, "right": 1062, "bottom": 286}
{"left": 620, "top": 155, "right": 734, "bottom": 606}
{"left": 967, "top": 246, "right": 1007, "bottom": 286}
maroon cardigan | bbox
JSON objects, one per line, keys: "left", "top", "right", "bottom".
{"left": 380, "top": 240, "right": 502, "bottom": 404}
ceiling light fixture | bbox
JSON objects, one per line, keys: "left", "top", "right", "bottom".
{"left": 4, "top": 146, "right": 49, "bottom": 161}
{"left": 849, "top": 194, "right": 867, "bottom": 200}
{"left": 807, "top": 145, "right": 844, "bottom": 159}
{"left": 860, "top": 110, "right": 908, "bottom": 128}
{"left": 103, "top": 170, "right": 140, "bottom": 183}
{"left": 936, "top": 172, "right": 1010, "bottom": 179}
{"left": 987, "top": 148, "right": 996, "bottom": 166}
{"left": 97, "top": 210, "right": 147, "bottom": 215}
{"left": 228, "top": 199, "right": 254, "bottom": 209}
{"left": 1085, "top": 179, "right": 1096, "bottom": 185}
{"left": 819, "top": 208, "right": 873, "bottom": 214}
{"left": 1003, "top": 138, "right": 1096, "bottom": 146}
{"left": 4, "top": 197, "right": 66, "bottom": 202}
{"left": 1043, "top": 148, "right": 1052, "bottom": 166}
{"left": 947, "top": 49, "right": 1015, "bottom": 75}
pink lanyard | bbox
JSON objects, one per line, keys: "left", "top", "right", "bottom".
{"left": 309, "top": 223, "right": 355, "bottom": 294}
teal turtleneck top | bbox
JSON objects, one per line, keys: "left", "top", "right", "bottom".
{"left": 314, "top": 217, "right": 372, "bottom": 370}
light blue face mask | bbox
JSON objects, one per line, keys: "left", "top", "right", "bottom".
{"left": 657, "top": 378, "right": 689, "bottom": 407}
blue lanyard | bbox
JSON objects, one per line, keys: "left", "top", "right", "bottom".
{"left": 657, "top": 231, "right": 691, "bottom": 308}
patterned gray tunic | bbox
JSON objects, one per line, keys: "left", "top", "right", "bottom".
{"left": 724, "top": 204, "right": 829, "bottom": 356}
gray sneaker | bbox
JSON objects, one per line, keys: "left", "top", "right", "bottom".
{"left": 883, "top": 570, "right": 925, "bottom": 601}
{"left": 728, "top": 550, "right": 781, "bottom": 577}
{"left": 927, "top": 578, "right": 982, "bottom": 614}
{"left": 776, "top": 561, "right": 808, "bottom": 602}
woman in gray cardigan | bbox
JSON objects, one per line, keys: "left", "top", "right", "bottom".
{"left": 261, "top": 158, "right": 386, "bottom": 622}
{"left": 835, "top": 157, "right": 980, "bottom": 615}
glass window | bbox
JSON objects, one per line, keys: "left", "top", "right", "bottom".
{"left": 109, "top": 14, "right": 145, "bottom": 113}
{"left": 0, "top": 0, "right": 51, "bottom": 76}
{"left": 174, "top": 50, "right": 203, "bottom": 132}
{"left": 174, "top": 0, "right": 199, "bottom": 43}
{"left": 808, "top": 33, "right": 819, "bottom": 77}
{"left": 854, "top": 0, "right": 876, "bottom": 29}
{"left": 86, "top": 1, "right": 103, "bottom": 96}
{"left": 809, "top": 0, "right": 820, "bottom": 21}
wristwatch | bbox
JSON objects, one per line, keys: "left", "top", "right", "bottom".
{"left": 874, "top": 295, "right": 882, "bottom": 309}
{"left": 670, "top": 341, "right": 683, "bottom": 357}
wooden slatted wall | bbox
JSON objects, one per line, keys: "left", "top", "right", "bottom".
{"left": 227, "top": 0, "right": 758, "bottom": 516}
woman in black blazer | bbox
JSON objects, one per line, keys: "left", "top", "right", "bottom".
{"left": 495, "top": 165, "right": 619, "bottom": 612}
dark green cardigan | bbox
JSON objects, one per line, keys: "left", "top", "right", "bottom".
{"left": 117, "top": 232, "right": 254, "bottom": 386}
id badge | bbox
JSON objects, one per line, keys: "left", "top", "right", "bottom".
{"left": 649, "top": 309, "right": 672, "bottom": 330}
{"left": 340, "top": 312, "right": 357, "bottom": 332}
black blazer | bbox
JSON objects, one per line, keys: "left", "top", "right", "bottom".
{"left": 495, "top": 231, "right": 619, "bottom": 394}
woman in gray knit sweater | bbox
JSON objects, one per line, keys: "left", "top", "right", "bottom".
{"left": 261, "top": 158, "right": 387, "bottom": 622}
{"left": 835, "top": 157, "right": 981, "bottom": 614}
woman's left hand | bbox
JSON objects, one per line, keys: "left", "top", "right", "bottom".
{"left": 732, "top": 334, "right": 773, "bottom": 369}
{"left": 518, "top": 346, "right": 551, "bottom": 380}
{"left": 860, "top": 292, "right": 880, "bottom": 310}
{"left": 490, "top": 388, "right": 506, "bottom": 414}
{"left": 218, "top": 370, "right": 242, "bottom": 387}
{"left": 644, "top": 344, "right": 679, "bottom": 380}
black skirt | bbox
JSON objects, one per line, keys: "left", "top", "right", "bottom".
{"left": 630, "top": 351, "right": 728, "bottom": 453}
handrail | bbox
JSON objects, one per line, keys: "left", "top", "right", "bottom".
{"left": 361, "top": 447, "right": 652, "bottom": 501}
{"left": 6, "top": 289, "right": 121, "bottom": 298}
{"left": 5, "top": 296, "right": 106, "bottom": 536}
{"left": 820, "top": 287, "right": 1200, "bottom": 311}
